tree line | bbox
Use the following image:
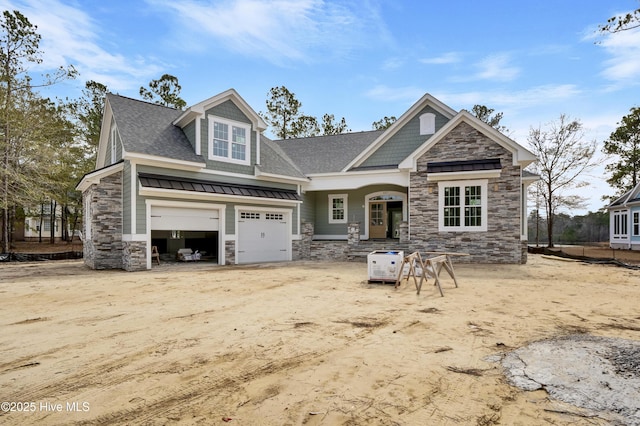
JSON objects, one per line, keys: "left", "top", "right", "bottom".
{"left": 1, "top": 6, "right": 639, "bottom": 252}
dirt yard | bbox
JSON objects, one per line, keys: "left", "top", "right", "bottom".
{"left": 1, "top": 255, "right": 639, "bottom": 425}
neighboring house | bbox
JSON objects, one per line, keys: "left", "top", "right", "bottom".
{"left": 19, "top": 203, "right": 64, "bottom": 242}
{"left": 76, "top": 89, "right": 538, "bottom": 271}
{"left": 607, "top": 182, "right": 640, "bottom": 250}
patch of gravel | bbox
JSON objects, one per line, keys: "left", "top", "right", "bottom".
{"left": 499, "top": 334, "right": 640, "bottom": 425}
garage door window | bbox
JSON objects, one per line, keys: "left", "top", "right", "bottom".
{"left": 266, "top": 213, "right": 283, "bottom": 220}
{"left": 241, "top": 212, "right": 260, "bottom": 219}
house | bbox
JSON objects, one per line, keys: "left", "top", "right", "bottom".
{"left": 76, "top": 89, "right": 538, "bottom": 271}
{"left": 607, "top": 182, "right": 640, "bottom": 250}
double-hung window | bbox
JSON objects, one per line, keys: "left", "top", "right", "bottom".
{"left": 328, "top": 194, "right": 347, "bottom": 224}
{"left": 438, "top": 180, "right": 487, "bottom": 232}
{"left": 634, "top": 211, "right": 639, "bottom": 237}
{"left": 208, "top": 116, "right": 250, "bottom": 165}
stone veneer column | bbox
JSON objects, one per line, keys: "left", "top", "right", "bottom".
{"left": 294, "top": 221, "right": 314, "bottom": 260}
{"left": 123, "top": 241, "right": 147, "bottom": 271}
{"left": 83, "top": 172, "right": 123, "bottom": 270}
{"left": 347, "top": 222, "right": 360, "bottom": 247}
{"left": 225, "top": 240, "right": 235, "bottom": 265}
{"left": 399, "top": 221, "right": 409, "bottom": 244}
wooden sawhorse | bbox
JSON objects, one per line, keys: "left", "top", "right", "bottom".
{"left": 395, "top": 251, "right": 467, "bottom": 296}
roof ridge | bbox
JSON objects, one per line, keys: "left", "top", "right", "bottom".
{"left": 107, "top": 92, "right": 180, "bottom": 111}
{"left": 273, "top": 129, "right": 383, "bottom": 143}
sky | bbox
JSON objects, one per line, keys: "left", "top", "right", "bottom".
{"left": 1, "top": 0, "right": 640, "bottom": 215}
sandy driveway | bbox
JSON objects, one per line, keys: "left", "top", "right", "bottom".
{"left": 1, "top": 255, "right": 639, "bottom": 425}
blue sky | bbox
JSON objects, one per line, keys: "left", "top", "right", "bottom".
{"left": 2, "top": 0, "right": 640, "bottom": 214}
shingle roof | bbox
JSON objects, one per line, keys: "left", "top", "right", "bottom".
{"left": 258, "top": 137, "right": 307, "bottom": 179}
{"left": 139, "top": 173, "right": 301, "bottom": 201}
{"left": 107, "top": 94, "right": 204, "bottom": 163}
{"left": 273, "top": 130, "right": 384, "bottom": 174}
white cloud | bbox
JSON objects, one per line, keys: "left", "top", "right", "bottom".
{"left": 420, "top": 51, "right": 462, "bottom": 65}
{"left": 149, "top": 0, "right": 389, "bottom": 65}
{"left": 598, "top": 27, "right": 640, "bottom": 84}
{"left": 447, "top": 53, "right": 520, "bottom": 83}
{"left": 474, "top": 53, "right": 520, "bottom": 81}
{"left": 0, "top": 0, "right": 164, "bottom": 91}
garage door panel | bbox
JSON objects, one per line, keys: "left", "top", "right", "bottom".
{"left": 151, "top": 206, "right": 219, "bottom": 231}
{"left": 237, "top": 211, "right": 290, "bottom": 263}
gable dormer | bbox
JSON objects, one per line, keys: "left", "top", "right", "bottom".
{"left": 173, "top": 89, "right": 267, "bottom": 174}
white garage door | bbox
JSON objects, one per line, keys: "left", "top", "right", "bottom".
{"left": 237, "top": 210, "right": 289, "bottom": 263}
{"left": 151, "top": 206, "right": 219, "bottom": 231}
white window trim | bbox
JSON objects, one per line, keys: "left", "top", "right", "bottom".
{"left": 612, "top": 209, "right": 629, "bottom": 241}
{"left": 633, "top": 211, "right": 639, "bottom": 237}
{"left": 328, "top": 194, "right": 348, "bottom": 224}
{"left": 207, "top": 115, "right": 251, "bottom": 166}
{"left": 438, "top": 179, "right": 488, "bottom": 232}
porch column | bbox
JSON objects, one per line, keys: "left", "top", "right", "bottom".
{"left": 399, "top": 221, "right": 409, "bottom": 243}
{"left": 347, "top": 222, "right": 360, "bottom": 247}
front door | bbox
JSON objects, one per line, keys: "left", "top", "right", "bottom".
{"left": 370, "top": 202, "right": 387, "bottom": 239}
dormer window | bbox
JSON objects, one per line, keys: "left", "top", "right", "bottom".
{"left": 208, "top": 116, "right": 251, "bottom": 165}
{"left": 419, "top": 113, "right": 435, "bottom": 135}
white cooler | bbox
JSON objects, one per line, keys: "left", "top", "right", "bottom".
{"left": 367, "top": 250, "right": 404, "bottom": 282}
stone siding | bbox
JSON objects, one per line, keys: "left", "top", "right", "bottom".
{"left": 122, "top": 241, "right": 147, "bottom": 271}
{"left": 225, "top": 240, "right": 236, "bottom": 265}
{"left": 83, "top": 172, "right": 124, "bottom": 269}
{"left": 409, "top": 122, "right": 524, "bottom": 263}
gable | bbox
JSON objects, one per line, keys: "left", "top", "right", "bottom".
{"left": 416, "top": 121, "right": 513, "bottom": 174}
{"left": 345, "top": 93, "right": 457, "bottom": 171}
{"left": 206, "top": 99, "right": 252, "bottom": 125}
{"left": 355, "top": 106, "right": 449, "bottom": 169}
{"left": 399, "top": 111, "right": 536, "bottom": 171}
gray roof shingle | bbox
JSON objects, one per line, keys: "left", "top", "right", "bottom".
{"left": 258, "top": 137, "right": 307, "bottom": 179}
{"left": 107, "top": 93, "right": 204, "bottom": 163}
{"left": 273, "top": 130, "right": 384, "bottom": 174}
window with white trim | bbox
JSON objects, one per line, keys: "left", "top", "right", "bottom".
{"left": 438, "top": 180, "right": 487, "bottom": 232}
{"left": 328, "top": 194, "right": 348, "bottom": 224}
{"left": 208, "top": 116, "right": 250, "bottom": 165}
{"left": 634, "top": 211, "right": 639, "bottom": 236}
{"left": 612, "top": 210, "right": 628, "bottom": 240}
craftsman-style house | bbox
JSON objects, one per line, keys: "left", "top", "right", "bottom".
{"left": 76, "top": 89, "right": 537, "bottom": 271}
